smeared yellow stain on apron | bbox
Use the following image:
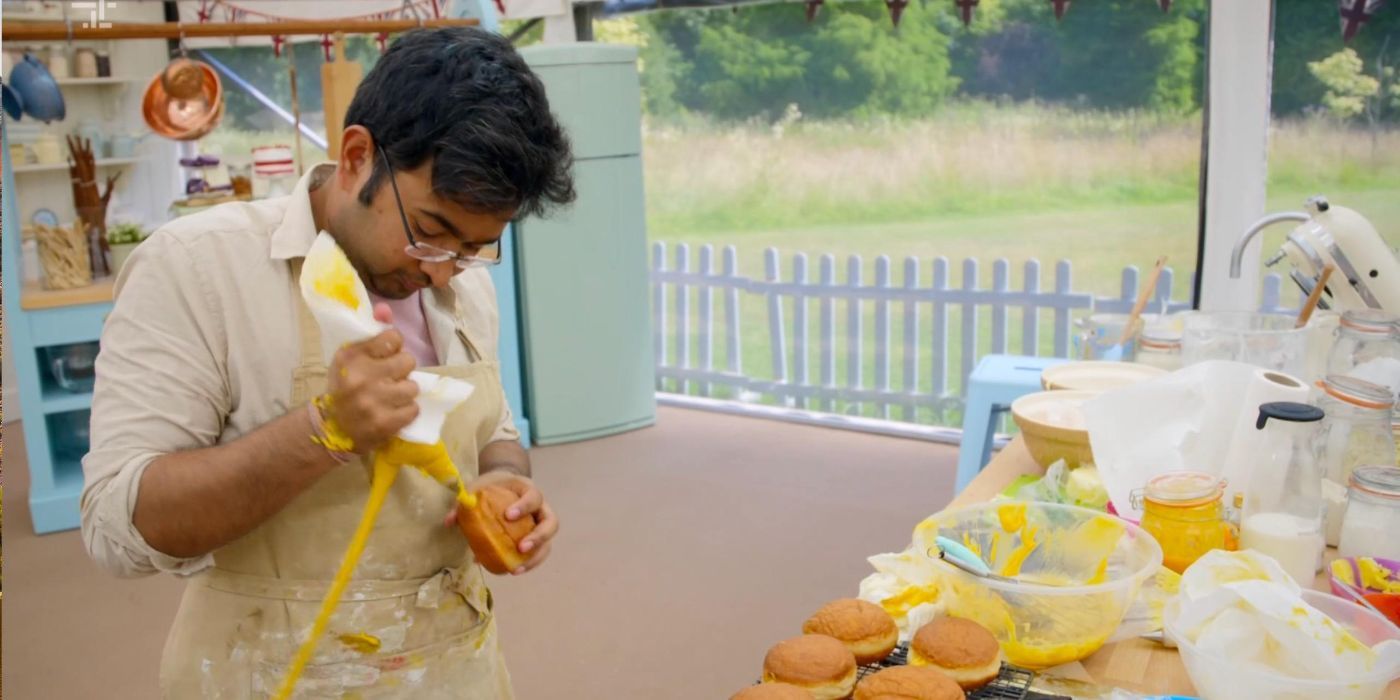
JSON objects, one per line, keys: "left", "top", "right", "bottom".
{"left": 338, "top": 633, "right": 383, "bottom": 654}
{"left": 274, "top": 460, "right": 400, "bottom": 699}
{"left": 274, "top": 443, "right": 485, "bottom": 699}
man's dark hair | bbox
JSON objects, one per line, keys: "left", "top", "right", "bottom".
{"left": 345, "top": 27, "right": 574, "bottom": 218}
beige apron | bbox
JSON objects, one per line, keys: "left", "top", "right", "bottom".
{"left": 159, "top": 259, "right": 515, "bottom": 699}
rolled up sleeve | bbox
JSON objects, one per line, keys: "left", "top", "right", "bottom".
{"left": 81, "top": 231, "right": 230, "bottom": 578}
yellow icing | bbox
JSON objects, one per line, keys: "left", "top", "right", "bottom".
{"left": 1086, "top": 557, "right": 1109, "bottom": 585}
{"left": 878, "top": 584, "right": 942, "bottom": 618}
{"left": 311, "top": 250, "right": 362, "bottom": 311}
{"left": 962, "top": 531, "right": 983, "bottom": 560}
{"left": 1000, "top": 526, "right": 1039, "bottom": 577}
{"left": 997, "top": 503, "right": 1027, "bottom": 533}
{"left": 1002, "top": 634, "right": 1112, "bottom": 669}
{"left": 338, "top": 633, "right": 382, "bottom": 654}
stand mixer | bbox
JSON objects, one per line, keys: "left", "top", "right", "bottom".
{"left": 1230, "top": 196, "right": 1400, "bottom": 313}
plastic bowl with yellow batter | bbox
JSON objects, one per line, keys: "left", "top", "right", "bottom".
{"left": 922, "top": 502, "right": 1162, "bottom": 669}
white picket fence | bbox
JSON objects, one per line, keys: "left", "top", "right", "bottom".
{"left": 651, "top": 242, "right": 1294, "bottom": 440}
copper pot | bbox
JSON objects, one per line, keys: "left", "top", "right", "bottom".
{"left": 142, "top": 59, "right": 223, "bottom": 141}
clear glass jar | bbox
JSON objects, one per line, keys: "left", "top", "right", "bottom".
{"left": 1135, "top": 331, "right": 1183, "bottom": 371}
{"left": 1338, "top": 465, "right": 1400, "bottom": 561}
{"left": 1328, "top": 309, "right": 1400, "bottom": 400}
{"left": 1240, "top": 402, "right": 1327, "bottom": 585}
{"left": 1316, "top": 375, "right": 1397, "bottom": 546}
{"left": 1133, "top": 471, "right": 1234, "bottom": 574}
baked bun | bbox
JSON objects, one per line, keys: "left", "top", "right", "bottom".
{"left": 907, "top": 617, "right": 1001, "bottom": 690}
{"left": 803, "top": 599, "right": 900, "bottom": 665}
{"left": 730, "top": 682, "right": 816, "bottom": 699}
{"left": 457, "top": 485, "right": 535, "bottom": 575}
{"left": 762, "top": 635, "right": 859, "bottom": 700}
{"left": 854, "top": 666, "right": 965, "bottom": 700}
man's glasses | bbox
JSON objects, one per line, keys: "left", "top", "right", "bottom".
{"left": 377, "top": 143, "right": 501, "bottom": 270}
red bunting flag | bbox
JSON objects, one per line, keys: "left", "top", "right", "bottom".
{"left": 1339, "top": 0, "right": 1385, "bottom": 42}
{"left": 955, "top": 0, "right": 978, "bottom": 27}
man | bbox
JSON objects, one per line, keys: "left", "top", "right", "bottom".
{"left": 81, "top": 27, "right": 573, "bottom": 698}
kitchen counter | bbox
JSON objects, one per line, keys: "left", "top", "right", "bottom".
{"left": 951, "top": 437, "right": 1400, "bottom": 698}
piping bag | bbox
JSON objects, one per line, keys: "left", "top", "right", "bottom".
{"left": 273, "top": 232, "right": 479, "bottom": 700}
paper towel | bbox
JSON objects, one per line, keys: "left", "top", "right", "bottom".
{"left": 299, "top": 231, "right": 474, "bottom": 445}
{"left": 1174, "top": 550, "right": 1400, "bottom": 683}
{"left": 1084, "top": 361, "right": 1307, "bottom": 519}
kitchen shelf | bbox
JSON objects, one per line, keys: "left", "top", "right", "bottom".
{"left": 55, "top": 76, "right": 141, "bottom": 86}
{"left": 12, "top": 156, "right": 143, "bottom": 174}
{"left": 21, "top": 278, "right": 116, "bottom": 311}
{"left": 41, "top": 387, "right": 95, "bottom": 415}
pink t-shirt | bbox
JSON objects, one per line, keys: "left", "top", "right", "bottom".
{"left": 368, "top": 290, "right": 440, "bottom": 368}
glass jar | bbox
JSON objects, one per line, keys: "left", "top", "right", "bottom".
{"left": 1239, "top": 402, "right": 1326, "bottom": 585}
{"left": 1316, "top": 375, "right": 1397, "bottom": 546}
{"left": 1338, "top": 465, "right": 1400, "bottom": 561}
{"left": 1328, "top": 309, "right": 1400, "bottom": 399}
{"left": 1135, "top": 331, "right": 1183, "bottom": 371}
{"left": 1134, "top": 471, "right": 1234, "bottom": 574}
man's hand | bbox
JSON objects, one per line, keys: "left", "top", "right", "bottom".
{"left": 324, "top": 304, "right": 419, "bottom": 454}
{"left": 447, "top": 472, "right": 559, "bottom": 575}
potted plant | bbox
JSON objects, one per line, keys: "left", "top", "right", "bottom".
{"left": 106, "top": 221, "right": 146, "bottom": 275}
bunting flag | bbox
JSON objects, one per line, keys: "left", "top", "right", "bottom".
{"left": 1339, "top": 0, "right": 1385, "bottom": 42}
{"left": 954, "top": 0, "right": 978, "bottom": 27}
{"left": 805, "top": 0, "right": 822, "bottom": 23}
{"left": 886, "top": 0, "right": 909, "bottom": 26}
{"left": 1050, "top": 0, "right": 1069, "bottom": 20}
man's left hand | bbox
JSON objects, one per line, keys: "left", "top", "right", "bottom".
{"left": 446, "top": 472, "right": 559, "bottom": 575}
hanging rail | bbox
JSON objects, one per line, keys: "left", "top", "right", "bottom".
{"left": 2, "top": 18, "right": 476, "bottom": 42}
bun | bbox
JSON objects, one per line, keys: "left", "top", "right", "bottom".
{"left": 457, "top": 485, "right": 535, "bottom": 575}
{"left": 854, "top": 666, "right": 965, "bottom": 700}
{"left": 803, "top": 599, "right": 899, "bottom": 665}
{"left": 762, "top": 635, "right": 859, "bottom": 700}
{"left": 907, "top": 617, "right": 1001, "bottom": 690}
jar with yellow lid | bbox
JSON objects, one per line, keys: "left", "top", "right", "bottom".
{"left": 1132, "top": 471, "right": 1234, "bottom": 573}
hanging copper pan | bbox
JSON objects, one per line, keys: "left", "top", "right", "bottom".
{"left": 142, "top": 58, "right": 224, "bottom": 141}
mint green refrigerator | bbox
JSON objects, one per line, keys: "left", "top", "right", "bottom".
{"left": 516, "top": 44, "right": 655, "bottom": 445}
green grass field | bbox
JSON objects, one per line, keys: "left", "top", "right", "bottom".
{"left": 642, "top": 106, "right": 1400, "bottom": 423}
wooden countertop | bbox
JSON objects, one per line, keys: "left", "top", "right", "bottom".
{"left": 957, "top": 437, "right": 1400, "bottom": 697}
{"left": 20, "top": 277, "right": 116, "bottom": 310}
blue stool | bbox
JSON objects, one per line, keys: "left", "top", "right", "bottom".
{"left": 955, "top": 354, "right": 1069, "bottom": 492}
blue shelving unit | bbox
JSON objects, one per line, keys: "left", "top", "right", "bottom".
{"left": 4, "top": 125, "right": 113, "bottom": 534}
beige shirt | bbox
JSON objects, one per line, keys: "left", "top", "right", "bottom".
{"left": 81, "top": 165, "right": 519, "bottom": 578}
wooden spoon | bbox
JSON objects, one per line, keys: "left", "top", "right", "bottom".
{"left": 1295, "top": 263, "right": 1335, "bottom": 329}
{"left": 1116, "top": 255, "right": 1169, "bottom": 346}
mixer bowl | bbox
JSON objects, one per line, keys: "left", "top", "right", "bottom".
{"left": 923, "top": 503, "right": 1163, "bottom": 669}
{"left": 1180, "top": 311, "right": 1311, "bottom": 376}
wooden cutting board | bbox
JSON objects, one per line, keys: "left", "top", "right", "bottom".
{"left": 321, "top": 33, "right": 363, "bottom": 158}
